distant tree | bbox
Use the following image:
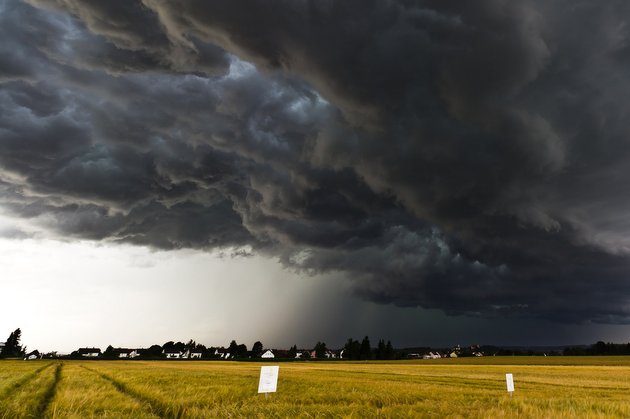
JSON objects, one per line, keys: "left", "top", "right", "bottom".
{"left": 228, "top": 340, "right": 239, "bottom": 357}
{"left": 146, "top": 345, "right": 163, "bottom": 358}
{"left": 376, "top": 339, "right": 386, "bottom": 360}
{"left": 385, "top": 341, "right": 395, "bottom": 359}
{"left": 1, "top": 328, "right": 24, "bottom": 358}
{"left": 103, "top": 345, "right": 115, "bottom": 359}
{"left": 236, "top": 344, "right": 248, "bottom": 358}
{"left": 226, "top": 340, "right": 249, "bottom": 358}
{"left": 251, "top": 341, "right": 264, "bottom": 358}
{"left": 301, "top": 350, "right": 311, "bottom": 359}
{"left": 288, "top": 345, "right": 298, "bottom": 359}
{"left": 360, "top": 336, "right": 372, "bottom": 360}
{"left": 343, "top": 338, "right": 361, "bottom": 360}
{"left": 314, "top": 342, "right": 328, "bottom": 358}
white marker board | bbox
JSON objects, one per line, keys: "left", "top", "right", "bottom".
{"left": 258, "top": 366, "right": 279, "bottom": 393}
{"left": 505, "top": 373, "right": 514, "bottom": 393}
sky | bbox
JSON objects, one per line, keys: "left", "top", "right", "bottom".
{"left": 2, "top": 0, "right": 630, "bottom": 351}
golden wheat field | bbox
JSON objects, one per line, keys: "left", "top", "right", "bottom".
{"left": 1, "top": 357, "right": 630, "bottom": 418}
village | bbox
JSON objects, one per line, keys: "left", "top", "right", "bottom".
{"left": 10, "top": 339, "right": 488, "bottom": 361}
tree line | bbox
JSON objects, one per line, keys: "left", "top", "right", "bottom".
{"left": 6, "top": 326, "right": 630, "bottom": 359}
{"left": 342, "top": 337, "right": 395, "bottom": 360}
{"left": 563, "top": 341, "right": 630, "bottom": 356}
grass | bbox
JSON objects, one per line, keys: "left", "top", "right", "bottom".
{"left": 0, "top": 357, "right": 629, "bottom": 417}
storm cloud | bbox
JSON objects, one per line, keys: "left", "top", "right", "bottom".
{"left": 3, "top": 0, "right": 630, "bottom": 323}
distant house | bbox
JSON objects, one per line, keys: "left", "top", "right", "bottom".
{"left": 117, "top": 349, "right": 141, "bottom": 359}
{"left": 0, "top": 342, "right": 5, "bottom": 351}
{"left": 163, "top": 349, "right": 181, "bottom": 359}
{"left": 261, "top": 350, "right": 275, "bottom": 359}
{"left": 78, "top": 348, "right": 101, "bottom": 357}
{"left": 24, "top": 350, "right": 40, "bottom": 360}
{"left": 449, "top": 351, "right": 458, "bottom": 358}
{"left": 190, "top": 351, "right": 202, "bottom": 359}
{"left": 423, "top": 352, "right": 441, "bottom": 359}
{"left": 214, "top": 349, "right": 231, "bottom": 359}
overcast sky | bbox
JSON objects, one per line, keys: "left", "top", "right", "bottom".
{"left": 2, "top": 0, "right": 630, "bottom": 351}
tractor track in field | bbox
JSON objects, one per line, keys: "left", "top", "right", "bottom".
{"left": 0, "top": 362, "right": 53, "bottom": 400}
{"left": 33, "top": 363, "right": 63, "bottom": 418}
{"left": 80, "top": 365, "right": 186, "bottom": 419}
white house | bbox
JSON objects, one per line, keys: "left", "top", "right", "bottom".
{"left": 164, "top": 350, "right": 182, "bottom": 359}
{"left": 78, "top": 348, "right": 101, "bottom": 357}
{"left": 190, "top": 351, "right": 202, "bottom": 359}
{"left": 24, "top": 350, "right": 40, "bottom": 360}
{"left": 423, "top": 352, "right": 441, "bottom": 359}
{"left": 118, "top": 349, "right": 141, "bottom": 358}
{"left": 261, "top": 350, "right": 275, "bottom": 359}
{"left": 214, "top": 349, "right": 231, "bottom": 359}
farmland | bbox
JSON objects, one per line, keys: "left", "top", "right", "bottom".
{"left": 1, "top": 357, "right": 630, "bottom": 418}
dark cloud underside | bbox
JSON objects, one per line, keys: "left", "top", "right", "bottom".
{"left": 3, "top": 0, "right": 630, "bottom": 323}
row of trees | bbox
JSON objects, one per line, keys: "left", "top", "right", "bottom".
{"left": 343, "top": 337, "right": 395, "bottom": 360}
{"left": 96, "top": 337, "right": 398, "bottom": 360}
{"left": 564, "top": 341, "right": 630, "bottom": 356}
{"left": 0, "top": 328, "right": 25, "bottom": 358}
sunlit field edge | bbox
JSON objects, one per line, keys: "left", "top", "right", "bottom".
{"left": 1, "top": 357, "right": 630, "bottom": 418}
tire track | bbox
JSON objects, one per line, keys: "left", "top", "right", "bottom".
{"left": 0, "top": 362, "right": 53, "bottom": 400}
{"left": 80, "top": 365, "right": 186, "bottom": 418}
{"left": 33, "top": 363, "right": 63, "bottom": 418}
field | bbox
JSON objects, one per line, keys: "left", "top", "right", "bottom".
{"left": 1, "top": 357, "right": 630, "bottom": 418}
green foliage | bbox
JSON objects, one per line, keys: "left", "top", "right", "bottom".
{"left": 359, "top": 336, "right": 372, "bottom": 360}
{"left": 288, "top": 345, "right": 297, "bottom": 359}
{"left": 228, "top": 340, "right": 249, "bottom": 358}
{"left": 251, "top": 341, "right": 263, "bottom": 358}
{"left": 385, "top": 341, "right": 394, "bottom": 359}
{"left": 1, "top": 328, "right": 24, "bottom": 358}
{"left": 564, "top": 341, "right": 630, "bottom": 356}
{"left": 313, "top": 342, "right": 327, "bottom": 358}
{"left": 343, "top": 338, "right": 361, "bottom": 360}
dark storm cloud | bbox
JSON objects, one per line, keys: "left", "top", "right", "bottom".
{"left": 3, "top": 0, "right": 630, "bottom": 323}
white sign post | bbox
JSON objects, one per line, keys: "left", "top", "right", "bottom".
{"left": 505, "top": 373, "right": 515, "bottom": 396}
{"left": 258, "top": 366, "right": 279, "bottom": 398}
